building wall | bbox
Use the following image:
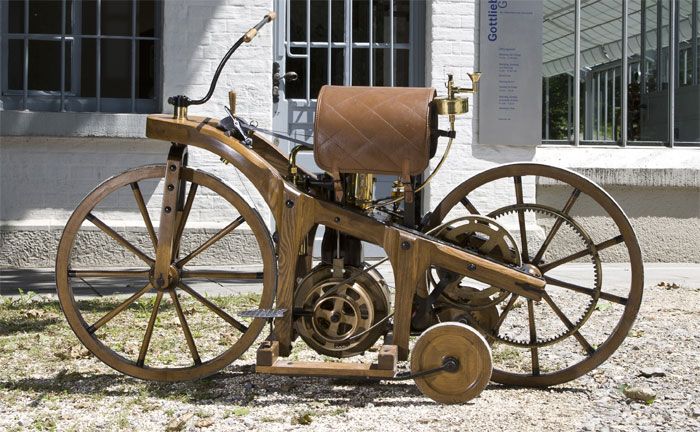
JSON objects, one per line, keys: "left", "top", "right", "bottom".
{"left": 1, "top": 0, "right": 698, "bottom": 268}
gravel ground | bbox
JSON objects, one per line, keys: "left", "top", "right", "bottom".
{"left": 0, "top": 277, "right": 699, "bottom": 432}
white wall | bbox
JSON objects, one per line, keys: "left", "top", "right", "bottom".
{"left": 0, "top": 0, "right": 275, "bottom": 267}
{"left": 1, "top": 0, "right": 698, "bottom": 267}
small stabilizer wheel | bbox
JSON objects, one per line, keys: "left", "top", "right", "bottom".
{"left": 411, "top": 322, "right": 492, "bottom": 404}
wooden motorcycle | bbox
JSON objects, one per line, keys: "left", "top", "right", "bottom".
{"left": 55, "top": 13, "right": 643, "bottom": 403}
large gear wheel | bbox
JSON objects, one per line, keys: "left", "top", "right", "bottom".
{"left": 481, "top": 204, "right": 602, "bottom": 348}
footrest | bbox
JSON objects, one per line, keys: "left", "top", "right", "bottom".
{"left": 239, "top": 308, "right": 287, "bottom": 318}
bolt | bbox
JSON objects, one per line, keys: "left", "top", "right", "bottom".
{"left": 169, "top": 164, "right": 177, "bottom": 172}
{"left": 167, "top": 184, "right": 174, "bottom": 191}
{"left": 400, "top": 241, "right": 411, "bottom": 250}
{"left": 285, "top": 199, "right": 294, "bottom": 208}
{"left": 334, "top": 217, "right": 341, "bottom": 223}
{"left": 467, "top": 263, "right": 477, "bottom": 271}
{"left": 164, "top": 206, "right": 172, "bottom": 213}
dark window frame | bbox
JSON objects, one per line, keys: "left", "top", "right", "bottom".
{"left": 1, "top": 0, "right": 163, "bottom": 114}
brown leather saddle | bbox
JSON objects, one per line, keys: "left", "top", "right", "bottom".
{"left": 313, "top": 85, "right": 438, "bottom": 182}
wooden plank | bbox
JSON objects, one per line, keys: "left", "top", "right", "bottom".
{"left": 256, "top": 360, "right": 396, "bottom": 378}
{"left": 377, "top": 345, "right": 398, "bottom": 371}
{"left": 273, "top": 187, "right": 315, "bottom": 356}
{"left": 256, "top": 340, "right": 279, "bottom": 367}
{"left": 388, "top": 231, "right": 431, "bottom": 360}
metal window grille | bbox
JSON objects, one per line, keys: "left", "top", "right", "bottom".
{"left": 1, "top": 0, "right": 162, "bottom": 113}
{"left": 542, "top": 0, "right": 700, "bottom": 147}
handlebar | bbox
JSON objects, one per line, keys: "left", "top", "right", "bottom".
{"left": 168, "top": 12, "right": 276, "bottom": 111}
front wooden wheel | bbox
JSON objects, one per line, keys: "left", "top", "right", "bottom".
{"left": 411, "top": 322, "right": 492, "bottom": 404}
{"left": 55, "top": 165, "right": 276, "bottom": 381}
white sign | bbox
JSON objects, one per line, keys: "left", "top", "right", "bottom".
{"left": 478, "top": 0, "right": 543, "bottom": 145}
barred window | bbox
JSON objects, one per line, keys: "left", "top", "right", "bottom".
{"left": 2, "top": 0, "right": 162, "bottom": 113}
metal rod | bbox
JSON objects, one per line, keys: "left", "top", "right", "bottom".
{"left": 96, "top": 0, "right": 102, "bottom": 111}
{"left": 604, "top": 70, "right": 608, "bottom": 140}
{"left": 656, "top": 0, "right": 662, "bottom": 92}
{"left": 596, "top": 73, "right": 600, "bottom": 140}
{"left": 327, "top": 0, "right": 332, "bottom": 84}
{"left": 306, "top": 0, "right": 311, "bottom": 101}
{"left": 346, "top": 0, "right": 353, "bottom": 85}
{"left": 369, "top": 0, "right": 374, "bottom": 86}
{"left": 285, "top": 0, "right": 308, "bottom": 58}
{"left": 390, "top": 0, "right": 395, "bottom": 86}
{"left": 545, "top": 76, "right": 550, "bottom": 140}
{"left": 640, "top": 0, "right": 647, "bottom": 94}
{"left": 692, "top": 0, "right": 698, "bottom": 86}
{"left": 668, "top": 0, "right": 676, "bottom": 147}
{"left": 574, "top": 0, "right": 581, "bottom": 146}
{"left": 612, "top": 67, "right": 616, "bottom": 139}
{"left": 23, "top": 0, "right": 28, "bottom": 110}
{"left": 131, "top": 0, "right": 137, "bottom": 112}
{"left": 60, "top": 0, "right": 66, "bottom": 111}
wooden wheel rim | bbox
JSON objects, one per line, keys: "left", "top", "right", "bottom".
{"left": 55, "top": 165, "right": 276, "bottom": 381}
{"left": 411, "top": 322, "right": 493, "bottom": 404}
{"left": 428, "top": 163, "right": 644, "bottom": 387}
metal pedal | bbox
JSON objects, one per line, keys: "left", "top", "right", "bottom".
{"left": 239, "top": 308, "right": 287, "bottom": 318}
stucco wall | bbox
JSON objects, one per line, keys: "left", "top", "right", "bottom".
{"left": 1, "top": 0, "right": 698, "bottom": 268}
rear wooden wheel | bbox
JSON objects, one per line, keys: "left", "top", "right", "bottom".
{"left": 56, "top": 165, "right": 275, "bottom": 381}
{"left": 427, "top": 163, "right": 644, "bottom": 386}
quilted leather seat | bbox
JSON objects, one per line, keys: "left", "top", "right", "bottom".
{"left": 313, "top": 85, "right": 438, "bottom": 177}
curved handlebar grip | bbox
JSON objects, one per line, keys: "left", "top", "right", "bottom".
{"left": 245, "top": 11, "right": 277, "bottom": 42}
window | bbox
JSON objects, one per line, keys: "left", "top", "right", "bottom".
{"left": 2, "top": 0, "right": 162, "bottom": 113}
{"left": 542, "top": 0, "right": 699, "bottom": 147}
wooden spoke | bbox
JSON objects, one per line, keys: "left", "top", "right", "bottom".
{"left": 540, "top": 235, "right": 624, "bottom": 273}
{"left": 180, "top": 270, "right": 264, "bottom": 280}
{"left": 130, "top": 182, "right": 158, "bottom": 249}
{"left": 514, "top": 176, "right": 530, "bottom": 262}
{"left": 137, "top": 290, "right": 163, "bottom": 367}
{"left": 459, "top": 196, "right": 481, "bottom": 215}
{"left": 532, "top": 188, "right": 581, "bottom": 265}
{"left": 493, "top": 294, "right": 519, "bottom": 334}
{"left": 545, "top": 276, "right": 628, "bottom": 305}
{"left": 169, "top": 290, "right": 202, "bottom": 365}
{"left": 88, "top": 283, "right": 153, "bottom": 334}
{"left": 542, "top": 292, "right": 595, "bottom": 355}
{"left": 86, "top": 213, "right": 154, "bottom": 265}
{"left": 178, "top": 282, "right": 248, "bottom": 333}
{"left": 70, "top": 269, "right": 150, "bottom": 278}
{"left": 172, "top": 183, "right": 198, "bottom": 257}
{"left": 527, "top": 299, "right": 540, "bottom": 375}
{"left": 176, "top": 216, "right": 245, "bottom": 267}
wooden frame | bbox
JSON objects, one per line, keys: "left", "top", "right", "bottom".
{"left": 146, "top": 114, "right": 546, "bottom": 367}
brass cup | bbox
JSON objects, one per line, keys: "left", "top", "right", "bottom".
{"left": 434, "top": 97, "right": 469, "bottom": 116}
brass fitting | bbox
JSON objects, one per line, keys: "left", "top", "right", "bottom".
{"left": 174, "top": 105, "right": 188, "bottom": 120}
{"left": 434, "top": 72, "right": 481, "bottom": 116}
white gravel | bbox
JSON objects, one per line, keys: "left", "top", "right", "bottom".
{"left": 0, "top": 272, "right": 698, "bottom": 431}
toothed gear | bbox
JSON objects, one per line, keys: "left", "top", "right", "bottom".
{"left": 480, "top": 204, "right": 602, "bottom": 348}
{"left": 426, "top": 215, "right": 521, "bottom": 332}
